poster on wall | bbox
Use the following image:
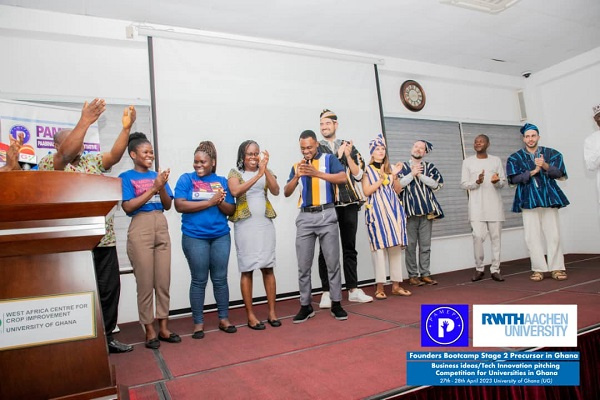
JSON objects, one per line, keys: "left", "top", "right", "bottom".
{"left": 0, "top": 99, "right": 100, "bottom": 166}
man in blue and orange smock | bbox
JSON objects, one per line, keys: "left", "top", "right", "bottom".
{"left": 284, "top": 130, "right": 348, "bottom": 324}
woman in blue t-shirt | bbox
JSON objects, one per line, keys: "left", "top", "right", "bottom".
{"left": 119, "top": 132, "right": 181, "bottom": 349}
{"left": 174, "top": 141, "right": 237, "bottom": 339}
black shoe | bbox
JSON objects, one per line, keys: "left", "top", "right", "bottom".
{"left": 192, "top": 330, "right": 205, "bottom": 339}
{"left": 330, "top": 301, "right": 348, "bottom": 321}
{"left": 491, "top": 272, "right": 505, "bottom": 282}
{"left": 158, "top": 333, "right": 182, "bottom": 343}
{"left": 219, "top": 324, "right": 238, "bottom": 334}
{"left": 293, "top": 305, "right": 315, "bottom": 324}
{"left": 267, "top": 319, "right": 282, "bottom": 327}
{"left": 145, "top": 338, "right": 160, "bottom": 349}
{"left": 108, "top": 339, "right": 133, "bottom": 353}
{"left": 248, "top": 321, "right": 266, "bottom": 331}
{"left": 472, "top": 271, "right": 485, "bottom": 282}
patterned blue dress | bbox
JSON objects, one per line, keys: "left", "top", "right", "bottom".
{"left": 364, "top": 164, "right": 407, "bottom": 251}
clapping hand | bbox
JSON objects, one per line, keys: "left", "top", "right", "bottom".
{"left": 122, "top": 106, "right": 137, "bottom": 129}
{"left": 476, "top": 170, "right": 485, "bottom": 184}
{"left": 153, "top": 168, "right": 170, "bottom": 191}
{"left": 491, "top": 173, "right": 500, "bottom": 184}
{"left": 258, "top": 150, "right": 269, "bottom": 175}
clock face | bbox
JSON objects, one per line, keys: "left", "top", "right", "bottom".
{"left": 400, "top": 80, "right": 426, "bottom": 112}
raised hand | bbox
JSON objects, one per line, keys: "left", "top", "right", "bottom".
{"left": 122, "top": 106, "right": 137, "bottom": 129}
{"left": 337, "top": 141, "right": 347, "bottom": 158}
{"left": 391, "top": 161, "right": 403, "bottom": 176}
{"left": 476, "top": 169, "right": 485, "bottom": 184}
{"left": 154, "top": 168, "right": 170, "bottom": 190}
{"left": 81, "top": 98, "right": 106, "bottom": 125}
{"left": 343, "top": 140, "right": 353, "bottom": 158}
{"left": 491, "top": 172, "right": 500, "bottom": 184}
{"left": 258, "top": 150, "right": 269, "bottom": 175}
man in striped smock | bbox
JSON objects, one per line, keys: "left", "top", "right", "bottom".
{"left": 284, "top": 130, "right": 349, "bottom": 323}
{"left": 506, "top": 123, "right": 569, "bottom": 282}
{"left": 397, "top": 140, "right": 444, "bottom": 286}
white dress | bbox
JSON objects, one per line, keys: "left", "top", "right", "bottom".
{"left": 233, "top": 171, "right": 276, "bottom": 272}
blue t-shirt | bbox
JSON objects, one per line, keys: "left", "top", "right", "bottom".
{"left": 119, "top": 169, "right": 174, "bottom": 217}
{"left": 174, "top": 172, "right": 234, "bottom": 239}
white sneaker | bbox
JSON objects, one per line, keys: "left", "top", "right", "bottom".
{"left": 319, "top": 291, "right": 332, "bottom": 309}
{"left": 348, "top": 288, "right": 373, "bottom": 303}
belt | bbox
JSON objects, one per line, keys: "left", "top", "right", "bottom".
{"left": 300, "top": 203, "right": 335, "bottom": 213}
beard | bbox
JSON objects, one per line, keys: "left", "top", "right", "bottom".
{"left": 411, "top": 153, "right": 423, "bottom": 159}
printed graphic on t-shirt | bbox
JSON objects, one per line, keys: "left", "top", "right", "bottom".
{"left": 192, "top": 181, "right": 223, "bottom": 201}
{"left": 132, "top": 178, "right": 161, "bottom": 204}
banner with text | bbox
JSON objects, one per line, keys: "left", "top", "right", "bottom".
{"left": 0, "top": 99, "right": 100, "bottom": 166}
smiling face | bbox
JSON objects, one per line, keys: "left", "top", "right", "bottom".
{"left": 299, "top": 137, "right": 318, "bottom": 161}
{"left": 372, "top": 145, "right": 386, "bottom": 163}
{"left": 243, "top": 143, "right": 260, "bottom": 171}
{"left": 130, "top": 142, "right": 154, "bottom": 171}
{"left": 193, "top": 150, "right": 215, "bottom": 177}
{"left": 473, "top": 135, "right": 489, "bottom": 154}
{"left": 522, "top": 129, "right": 540, "bottom": 152}
{"left": 320, "top": 117, "right": 338, "bottom": 140}
{"left": 411, "top": 141, "right": 427, "bottom": 159}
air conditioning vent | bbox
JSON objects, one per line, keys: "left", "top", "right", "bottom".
{"left": 440, "top": 0, "right": 521, "bottom": 14}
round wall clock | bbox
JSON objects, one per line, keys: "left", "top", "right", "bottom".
{"left": 400, "top": 80, "right": 426, "bottom": 112}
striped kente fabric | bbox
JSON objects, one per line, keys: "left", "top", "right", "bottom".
{"left": 287, "top": 151, "right": 344, "bottom": 208}
{"left": 397, "top": 161, "right": 444, "bottom": 219}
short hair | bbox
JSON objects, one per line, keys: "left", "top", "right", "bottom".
{"left": 475, "top": 134, "right": 490, "bottom": 143}
{"left": 195, "top": 141, "right": 218, "bottom": 173}
{"left": 127, "top": 132, "right": 151, "bottom": 153}
{"left": 53, "top": 129, "right": 72, "bottom": 147}
{"left": 235, "top": 139, "right": 258, "bottom": 171}
{"left": 299, "top": 130, "right": 317, "bottom": 141}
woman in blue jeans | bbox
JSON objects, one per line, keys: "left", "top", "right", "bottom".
{"left": 174, "top": 141, "right": 237, "bottom": 339}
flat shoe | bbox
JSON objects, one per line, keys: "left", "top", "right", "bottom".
{"left": 374, "top": 290, "right": 387, "bottom": 300}
{"left": 267, "top": 319, "right": 282, "bottom": 327}
{"left": 192, "top": 330, "right": 205, "bottom": 339}
{"left": 145, "top": 338, "right": 160, "bottom": 349}
{"left": 551, "top": 270, "right": 567, "bottom": 281}
{"left": 219, "top": 325, "right": 238, "bottom": 334}
{"left": 158, "top": 333, "right": 182, "bottom": 343}
{"left": 530, "top": 271, "right": 544, "bottom": 282}
{"left": 248, "top": 321, "right": 266, "bottom": 331}
{"left": 491, "top": 272, "right": 505, "bottom": 282}
{"left": 391, "top": 287, "right": 412, "bottom": 296}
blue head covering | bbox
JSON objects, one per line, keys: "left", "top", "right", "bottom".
{"left": 520, "top": 123, "right": 539, "bottom": 135}
{"left": 418, "top": 140, "right": 433, "bottom": 153}
{"left": 369, "top": 134, "right": 386, "bottom": 154}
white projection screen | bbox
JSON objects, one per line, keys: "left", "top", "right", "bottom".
{"left": 151, "top": 37, "right": 382, "bottom": 312}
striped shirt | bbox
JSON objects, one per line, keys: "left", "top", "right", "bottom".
{"left": 506, "top": 146, "right": 569, "bottom": 213}
{"left": 287, "top": 151, "right": 344, "bottom": 208}
{"left": 397, "top": 161, "right": 444, "bottom": 219}
{"left": 318, "top": 139, "right": 365, "bottom": 205}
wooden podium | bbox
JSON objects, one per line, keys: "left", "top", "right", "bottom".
{"left": 0, "top": 171, "right": 123, "bottom": 400}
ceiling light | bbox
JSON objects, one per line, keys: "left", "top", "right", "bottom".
{"left": 440, "top": 0, "right": 521, "bottom": 14}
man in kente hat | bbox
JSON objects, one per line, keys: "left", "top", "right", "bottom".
{"left": 317, "top": 109, "right": 372, "bottom": 308}
{"left": 461, "top": 134, "right": 506, "bottom": 283}
{"left": 397, "top": 140, "right": 444, "bottom": 286}
{"left": 584, "top": 104, "right": 600, "bottom": 214}
{"left": 506, "top": 123, "right": 569, "bottom": 282}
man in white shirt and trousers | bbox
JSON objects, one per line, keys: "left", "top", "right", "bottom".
{"left": 461, "top": 134, "right": 506, "bottom": 282}
{"left": 584, "top": 104, "right": 600, "bottom": 215}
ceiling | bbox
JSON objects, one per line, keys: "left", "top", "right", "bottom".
{"left": 2, "top": 0, "right": 599, "bottom": 77}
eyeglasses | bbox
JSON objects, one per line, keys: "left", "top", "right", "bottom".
{"left": 245, "top": 152, "right": 260, "bottom": 157}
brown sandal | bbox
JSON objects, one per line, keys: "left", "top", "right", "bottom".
{"left": 391, "top": 287, "right": 412, "bottom": 296}
{"left": 551, "top": 270, "right": 567, "bottom": 281}
{"left": 375, "top": 290, "right": 387, "bottom": 300}
{"left": 530, "top": 271, "right": 544, "bottom": 282}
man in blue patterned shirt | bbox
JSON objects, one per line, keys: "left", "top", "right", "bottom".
{"left": 398, "top": 140, "right": 444, "bottom": 286}
{"left": 506, "top": 123, "right": 569, "bottom": 282}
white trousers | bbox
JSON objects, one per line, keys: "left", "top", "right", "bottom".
{"left": 522, "top": 208, "right": 565, "bottom": 272}
{"left": 471, "top": 221, "right": 502, "bottom": 273}
{"left": 371, "top": 246, "right": 404, "bottom": 283}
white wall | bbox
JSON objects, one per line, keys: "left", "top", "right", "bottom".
{"left": 2, "top": 5, "right": 595, "bottom": 325}
{"left": 522, "top": 47, "right": 600, "bottom": 253}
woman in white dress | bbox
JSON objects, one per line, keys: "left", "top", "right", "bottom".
{"left": 228, "top": 140, "right": 281, "bottom": 330}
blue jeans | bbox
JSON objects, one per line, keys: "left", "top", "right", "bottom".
{"left": 182, "top": 233, "right": 231, "bottom": 324}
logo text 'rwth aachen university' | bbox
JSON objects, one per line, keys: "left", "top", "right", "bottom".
{"left": 421, "top": 305, "right": 469, "bottom": 347}
{"left": 473, "top": 305, "right": 577, "bottom": 347}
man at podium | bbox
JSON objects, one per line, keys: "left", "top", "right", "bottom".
{"left": 38, "top": 99, "right": 136, "bottom": 353}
